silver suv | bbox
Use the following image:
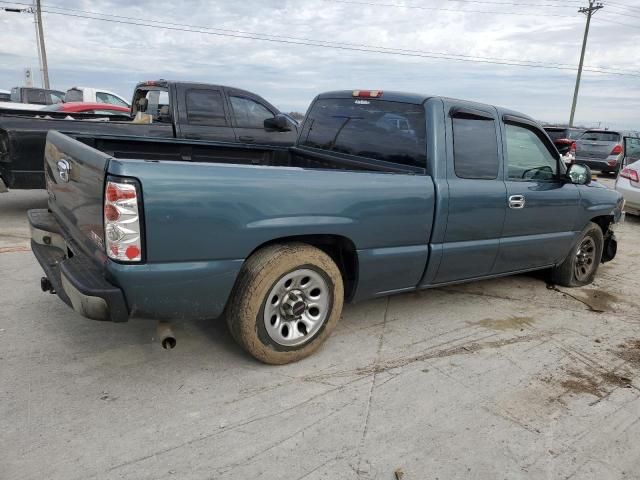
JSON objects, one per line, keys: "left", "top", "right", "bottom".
{"left": 574, "top": 129, "right": 640, "bottom": 174}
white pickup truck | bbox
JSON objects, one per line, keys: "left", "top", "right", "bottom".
{"left": 64, "top": 87, "right": 130, "bottom": 107}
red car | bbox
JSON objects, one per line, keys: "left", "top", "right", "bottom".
{"left": 42, "top": 102, "right": 130, "bottom": 115}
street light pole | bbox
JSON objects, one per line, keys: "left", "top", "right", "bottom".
{"left": 569, "top": 0, "right": 603, "bottom": 127}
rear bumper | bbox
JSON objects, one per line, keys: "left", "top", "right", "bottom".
{"left": 574, "top": 157, "right": 620, "bottom": 172}
{"left": 29, "top": 209, "right": 129, "bottom": 322}
{"left": 615, "top": 178, "right": 640, "bottom": 215}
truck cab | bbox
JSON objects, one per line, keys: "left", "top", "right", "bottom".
{"left": 131, "top": 81, "right": 298, "bottom": 146}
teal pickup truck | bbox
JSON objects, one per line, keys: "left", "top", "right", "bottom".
{"left": 29, "top": 90, "right": 623, "bottom": 364}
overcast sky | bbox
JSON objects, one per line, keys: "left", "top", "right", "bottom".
{"left": 0, "top": 0, "right": 638, "bottom": 128}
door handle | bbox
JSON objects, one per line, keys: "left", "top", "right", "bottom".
{"left": 184, "top": 134, "right": 201, "bottom": 140}
{"left": 239, "top": 136, "right": 255, "bottom": 143}
{"left": 508, "top": 195, "right": 526, "bottom": 209}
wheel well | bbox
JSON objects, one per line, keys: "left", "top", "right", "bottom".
{"left": 248, "top": 235, "right": 358, "bottom": 301}
{"left": 590, "top": 215, "right": 613, "bottom": 234}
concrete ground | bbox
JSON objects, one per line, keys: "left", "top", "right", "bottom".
{"left": 2, "top": 183, "right": 640, "bottom": 480}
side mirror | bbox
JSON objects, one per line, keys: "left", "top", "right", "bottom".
{"left": 567, "top": 163, "right": 591, "bottom": 185}
{"left": 264, "top": 114, "right": 292, "bottom": 131}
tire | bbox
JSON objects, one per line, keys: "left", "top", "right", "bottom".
{"left": 225, "top": 243, "right": 344, "bottom": 364}
{"left": 551, "top": 222, "right": 604, "bottom": 287}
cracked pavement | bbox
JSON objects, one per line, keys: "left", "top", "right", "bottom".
{"left": 2, "top": 183, "right": 640, "bottom": 480}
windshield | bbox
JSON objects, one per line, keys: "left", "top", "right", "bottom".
{"left": 300, "top": 98, "right": 426, "bottom": 168}
{"left": 581, "top": 131, "right": 621, "bottom": 142}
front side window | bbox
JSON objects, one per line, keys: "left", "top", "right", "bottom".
{"left": 452, "top": 116, "right": 499, "bottom": 179}
{"left": 506, "top": 124, "right": 558, "bottom": 181}
{"left": 186, "top": 89, "right": 226, "bottom": 126}
{"left": 230, "top": 96, "right": 274, "bottom": 128}
{"left": 300, "top": 98, "right": 426, "bottom": 168}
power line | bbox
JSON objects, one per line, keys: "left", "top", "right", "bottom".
{"left": 1, "top": 0, "right": 638, "bottom": 77}
{"left": 595, "top": 15, "right": 640, "bottom": 29}
{"left": 605, "top": 1, "right": 640, "bottom": 13}
{"left": 2, "top": 0, "right": 589, "bottom": 70}
{"left": 598, "top": 6, "right": 640, "bottom": 19}
{"left": 445, "top": 0, "right": 576, "bottom": 8}
{"left": 320, "top": 0, "right": 577, "bottom": 17}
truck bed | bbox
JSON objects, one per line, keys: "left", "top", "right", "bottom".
{"left": 0, "top": 114, "right": 173, "bottom": 189}
{"left": 70, "top": 134, "right": 426, "bottom": 173}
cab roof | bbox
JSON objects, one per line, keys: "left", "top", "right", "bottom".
{"left": 316, "top": 90, "right": 536, "bottom": 123}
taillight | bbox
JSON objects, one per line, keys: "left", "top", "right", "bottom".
{"left": 352, "top": 90, "right": 383, "bottom": 98}
{"left": 620, "top": 167, "right": 639, "bottom": 183}
{"left": 104, "top": 178, "right": 143, "bottom": 262}
{"left": 611, "top": 144, "right": 623, "bottom": 155}
{"left": 570, "top": 142, "right": 576, "bottom": 153}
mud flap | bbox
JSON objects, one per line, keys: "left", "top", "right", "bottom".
{"left": 602, "top": 230, "right": 617, "bottom": 263}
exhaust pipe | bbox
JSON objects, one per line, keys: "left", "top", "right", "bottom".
{"left": 41, "top": 276, "right": 55, "bottom": 294}
{"left": 156, "top": 321, "right": 177, "bottom": 349}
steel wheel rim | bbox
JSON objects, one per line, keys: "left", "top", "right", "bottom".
{"left": 575, "top": 237, "right": 596, "bottom": 282}
{"left": 263, "top": 268, "right": 331, "bottom": 347}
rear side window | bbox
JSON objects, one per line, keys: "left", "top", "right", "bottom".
{"left": 582, "top": 131, "right": 620, "bottom": 142}
{"left": 452, "top": 116, "right": 499, "bottom": 179}
{"left": 300, "top": 98, "right": 426, "bottom": 169}
{"left": 186, "top": 89, "right": 227, "bottom": 126}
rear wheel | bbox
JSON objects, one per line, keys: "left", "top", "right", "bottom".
{"left": 225, "top": 243, "right": 344, "bottom": 364}
{"left": 551, "top": 222, "right": 603, "bottom": 287}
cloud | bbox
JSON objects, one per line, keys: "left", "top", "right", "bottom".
{"left": 0, "top": 0, "right": 637, "bottom": 127}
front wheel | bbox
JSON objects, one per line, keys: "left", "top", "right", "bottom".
{"left": 551, "top": 222, "right": 604, "bottom": 287}
{"left": 225, "top": 243, "right": 344, "bottom": 364}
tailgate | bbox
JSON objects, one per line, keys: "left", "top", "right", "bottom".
{"left": 576, "top": 140, "right": 616, "bottom": 160}
{"left": 45, "top": 130, "right": 109, "bottom": 260}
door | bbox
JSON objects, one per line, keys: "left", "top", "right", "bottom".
{"left": 227, "top": 92, "right": 297, "bottom": 146}
{"left": 177, "top": 88, "right": 236, "bottom": 142}
{"left": 623, "top": 136, "right": 640, "bottom": 168}
{"left": 493, "top": 119, "right": 580, "bottom": 273}
{"left": 432, "top": 103, "right": 507, "bottom": 284}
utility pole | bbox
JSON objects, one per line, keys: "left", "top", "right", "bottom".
{"left": 569, "top": 0, "right": 603, "bottom": 127}
{"left": 34, "top": 0, "right": 50, "bottom": 89}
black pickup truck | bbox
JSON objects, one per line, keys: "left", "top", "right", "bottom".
{"left": 0, "top": 80, "right": 297, "bottom": 190}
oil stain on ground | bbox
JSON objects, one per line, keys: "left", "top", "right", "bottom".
{"left": 558, "top": 369, "right": 632, "bottom": 399}
{"left": 615, "top": 339, "right": 640, "bottom": 368}
{"left": 554, "top": 288, "right": 619, "bottom": 313}
{"left": 471, "top": 316, "right": 535, "bottom": 331}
